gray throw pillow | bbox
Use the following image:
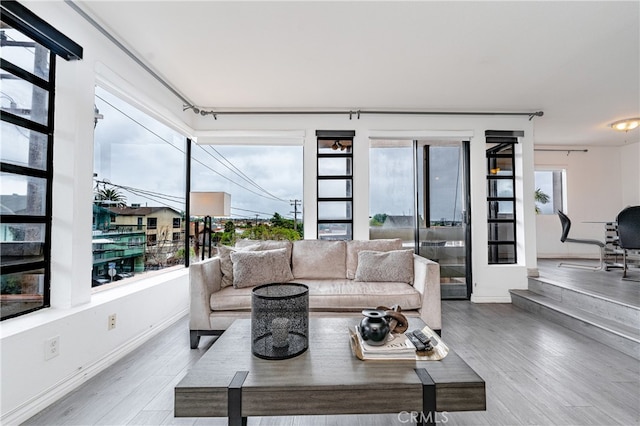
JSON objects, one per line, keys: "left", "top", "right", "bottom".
{"left": 354, "top": 249, "right": 414, "bottom": 284}
{"left": 217, "top": 244, "right": 259, "bottom": 288}
{"left": 230, "top": 248, "right": 294, "bottom": 289}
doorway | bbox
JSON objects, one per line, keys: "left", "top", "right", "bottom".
{"left": 369, "top": 139, "right": 471, "bottom": 299}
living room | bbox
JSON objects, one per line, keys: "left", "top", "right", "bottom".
{"left": 1, "top": 1, "right": 638, "bottom": 425}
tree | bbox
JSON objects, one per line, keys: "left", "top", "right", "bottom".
{"left": 370, "top": 213, "right": 388, "bottom": 226}
{"left": 535, "top": 188, "right": 550, "bottom": 214}
{"left": 240, "top": 224, "right": 301, "bottom": 241}
{"left": 95, "top": 185, "right": 127, "bottom": 208}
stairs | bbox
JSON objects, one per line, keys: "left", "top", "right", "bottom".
{"left": 510, "top": 277, "right": 640, "bottom": 360}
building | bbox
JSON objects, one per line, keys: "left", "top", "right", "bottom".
{"left": 106, "top": 206, "right": 184, "bottom": 267}
{"left": 91, "top": 205, "right": 145, "bottom": 286}
{"left": 0, "top": 1, "right": 638, "bottom": 424}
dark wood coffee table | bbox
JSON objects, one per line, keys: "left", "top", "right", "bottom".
{"left": 175, "top": 317, "right": 485, "bottom": 425}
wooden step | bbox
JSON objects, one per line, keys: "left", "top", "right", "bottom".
{"left": 510, "top": 288, "right": 640, "bottom": 360}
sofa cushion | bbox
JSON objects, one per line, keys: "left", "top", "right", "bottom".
{"left": 354, "top": 249, "right": 414, "bottom": 284}
{"left": 210, "top": 279, "right": 422, "bottom": 312}
{"left": 345, "top": 239, "right": 403, "bottom": 279}
{"left": 230, "top": 248, "right": 294, "bottom": 289}
{"left": 291, "top": 240, "right": 346, "bottom": 279}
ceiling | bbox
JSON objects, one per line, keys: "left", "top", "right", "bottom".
{"left": 75, "top": 1, "right": 640, "bottom": 146}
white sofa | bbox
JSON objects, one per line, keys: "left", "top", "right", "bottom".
{"left": 188, "top": 239, "right": 441, "bottom": 348}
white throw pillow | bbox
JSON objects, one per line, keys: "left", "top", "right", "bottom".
{"left": 230, "top": 248, "right": 294, "bottom": 289}
{"left": 354, "top": 249, "right": 414, "bottom": 284}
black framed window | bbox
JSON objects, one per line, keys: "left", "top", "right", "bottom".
{"left": 172, "top": 217, "right": 181, "bottom": 228}
{"left": 316, "top": 130, "right": 354, "bottom": 240}
{"left": 1, "top": 1, "right": 82, "bottom": 320}
{"left": 147, "top": 217, "right": 157, "bottom": 230}
{"left": 486, "top": 130, "right": 522, "bottom": 264}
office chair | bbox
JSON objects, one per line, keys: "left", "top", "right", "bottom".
{"left": 616, "top": 206, "right": 640, "bottom": 280}
{"left": 557, "top": 210, "right": 605, "bottom": 271}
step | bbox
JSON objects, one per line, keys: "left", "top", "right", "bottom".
{"left": 527, "top": 277, "right": 640, "bottom": 325}
{"left": 510, "top": 289, "right": 640, "bottom": 360}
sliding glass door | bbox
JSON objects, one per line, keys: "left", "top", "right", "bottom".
{"left": 369, "top": 140, "right": 471, "bottom": 299}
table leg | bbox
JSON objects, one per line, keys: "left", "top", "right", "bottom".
{"left": 228, "top": 370, "right": 249, "bottom": 426}
{"left": 414, "top": 368, "right": 436, "bottom": 426}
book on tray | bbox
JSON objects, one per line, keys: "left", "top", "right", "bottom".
{"left": 349, "top": 325, "right": 449, "bottom": 361}
{"left": 349, "top": 326, "right": 417, "bottom": 360}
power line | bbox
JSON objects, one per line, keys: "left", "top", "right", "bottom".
{"left": 192, "top": 144, "right": 285, "bottom": 203}
{"left": 206, "top": 146, "right": 288, "bottom": 203}
{"left": 95, "top": 93, "right": 184, "bottom": 155}
{"left": 94, "top": 179, "right": 183, "bottom": 210}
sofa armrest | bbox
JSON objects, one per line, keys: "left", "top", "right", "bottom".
{"left": 412, "top": 254, "right": 442, "bottom": 331}
{"left": 189, "top": 256, "right": 222, "bottom": 330}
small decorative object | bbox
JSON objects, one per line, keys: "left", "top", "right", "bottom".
{"left": 378, "top": 304, "right": 409, "bottom": 334}
{"left": 359, "top": 309, "right": 391, "bottom": 346}
{"left": 251, "top": 283, "right": 309, "bottom": 360}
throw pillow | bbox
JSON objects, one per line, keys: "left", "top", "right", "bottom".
{"left": 354, "top": 249, "right": 414, "bottom": 284}
{"left": 291, "top": 240, "right": 347, "bottom": 279}
{"left": 217, "top": 244, "right": 259, "bottom": 288}
{"left": 345, "top": 239, "right": 403, "bottom": 279}
{"left": 230, "top": 248, "right": 294, "bottom": 289}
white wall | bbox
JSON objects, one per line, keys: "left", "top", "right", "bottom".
{"left": 0, "top": 3, "right": 190, "bottom": 423}
{"left": 620, "top": 143, "right": 640, "bottom": 207}
{"left": 535, "top": 145, "right": 639, "bottom": 258}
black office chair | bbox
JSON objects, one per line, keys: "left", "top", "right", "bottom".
{"left": 616, "top": 206, "right": 640, "bottom": 280}
{"left": 557, "top": 210, "right": 605, "bottom": 271}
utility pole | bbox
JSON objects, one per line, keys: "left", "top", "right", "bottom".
{"left": 290, "top": 199, "right": 301, "bottom": 231}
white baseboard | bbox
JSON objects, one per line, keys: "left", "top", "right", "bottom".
{"left": 1, "top": 308, "right": 188, "bottom": 425}
{"left": 470, "top": 295, "right": 513, "bottom": 303}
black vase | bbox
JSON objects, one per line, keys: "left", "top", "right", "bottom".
{"left": 359, "top": 309, "right": 390, "bottom": 346}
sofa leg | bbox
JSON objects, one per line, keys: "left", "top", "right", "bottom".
{"left": 190, "top": 331, "right": 201, "bottom": 349}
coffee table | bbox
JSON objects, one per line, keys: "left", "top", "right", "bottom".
{"left": 175, "top": 317, "right": 485, "bottom": 425}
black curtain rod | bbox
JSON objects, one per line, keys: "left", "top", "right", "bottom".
{"left": 196, "top": 109, "right": 544, "bottom": 120}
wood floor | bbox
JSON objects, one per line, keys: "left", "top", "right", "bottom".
{"left": 24, "top": 294, "right": 639, "bottom": 426}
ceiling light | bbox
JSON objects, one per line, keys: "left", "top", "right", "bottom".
{"left": 610, "top": 117, "right": 640, "bottom": 132}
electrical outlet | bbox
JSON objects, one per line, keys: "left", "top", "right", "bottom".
{"left": 45, "top": 336, "right": 60, "bottom": 360}
{"left": 108, "top": 313, "right": 117, "bottom": 330}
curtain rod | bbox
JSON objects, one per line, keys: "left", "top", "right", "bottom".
{"left": 194, "top": 109, "right": 544, "bottom": 121}
{"left": 534, "top": 149, "right": 588, "bottom": 152}
{"left": 66, "top": 0, "right": 193, "bottom": 107}
{"left": 534, "top": 148, "right": 588, "bottom": 156}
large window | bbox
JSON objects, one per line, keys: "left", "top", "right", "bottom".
{"left": 1, "top": 2, "right": 82, "bottom": 320}
{"left": 93, "top": 87, "right": 186, "bottom": 287}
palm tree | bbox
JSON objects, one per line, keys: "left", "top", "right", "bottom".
{"left": 535, "top": 188, "right": 550, "bottom": 214}
{"left": 95, "top": 185, "right": 127, "bottom": 208}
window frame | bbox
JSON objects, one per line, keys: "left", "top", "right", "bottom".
{"left": 485, "top": 130, "right": 522, "bottom": 265}
{"left": 0, "top": 2, "right": 82, "bottom": 320}
{"left": 316, "top": 130, "right": 355, "bottom": 241}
